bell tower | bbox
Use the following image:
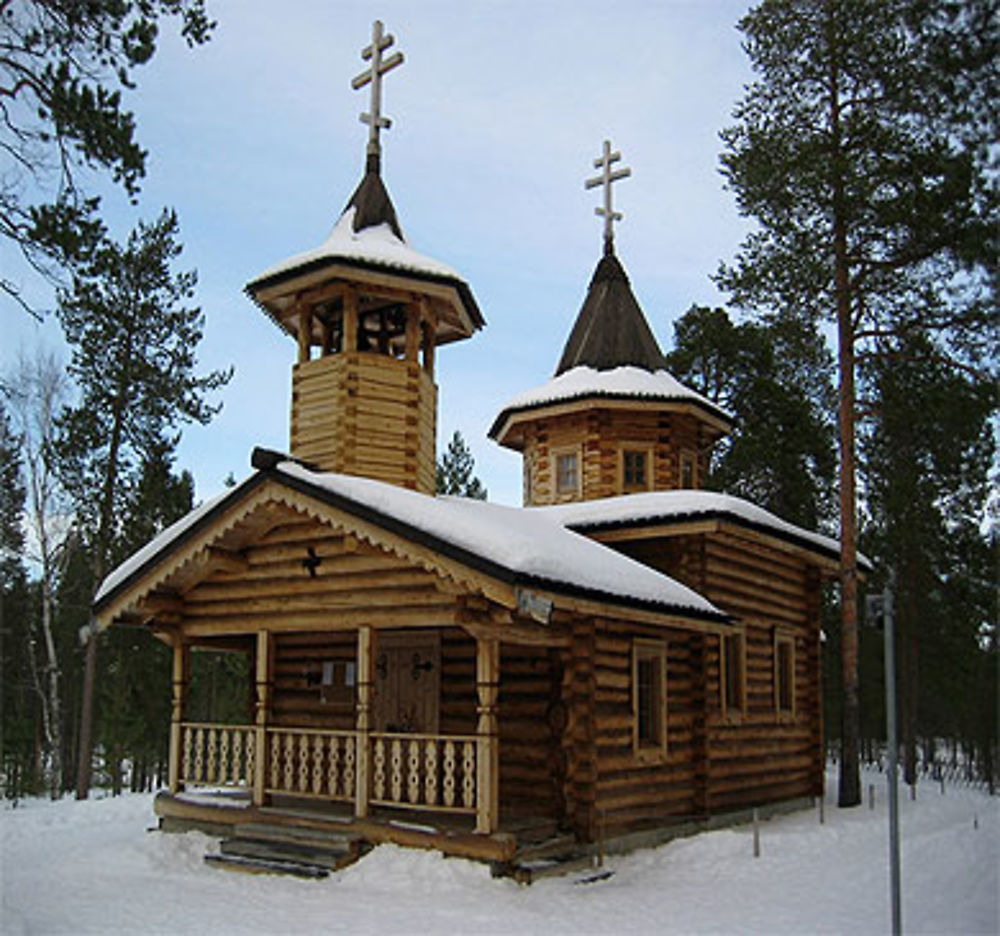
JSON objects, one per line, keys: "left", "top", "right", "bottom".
{"left": 246, "top": 21, "right": 483, "bottom": 493}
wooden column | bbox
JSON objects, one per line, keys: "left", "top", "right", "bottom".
{"left": 252, "top": 630, "right": 273, "bottom": 807}
{"left": 404, "top": 302, "right": 421, "bottom": 363}
{"left": 420, "top": 319, "right": 435, "bottom": 378}
{"left": 297, "top": 305, "right": 313, "bottom": 363}
{"left": 355, "top": 626, "right": 374, "bottom": 818}
{"left": 475, "top": 637, "right": 500, "bottom": 835}
{"left": 566, "top": 618, "right": 597, "bottom": 841}
{"left": 168, "top": 638, "right": 190, "bottom": 794}
{"left": 343, "top": 287, "right": 358, "bottom": 353}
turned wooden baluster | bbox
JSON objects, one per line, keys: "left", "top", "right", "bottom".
{"left": 373, "top": 738, "right": 386, "bottom": 800}
{"left": 424, "top": 740, "right": 438, "bottom": 805}
{"left": 443, "top": 740, "right": 456, "bottom": 807}
{"left": 407, "top": 740, "right": 421, "bottom": 804}
{"left": 218, "top": 729, "right": 230, "bottom": 783}
{"left": 390, "top": 738, "right": 403, "bottom": 803}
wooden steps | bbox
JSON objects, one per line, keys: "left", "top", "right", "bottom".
{"left": 205, "top": 821, "right": 366, "bottom": 879}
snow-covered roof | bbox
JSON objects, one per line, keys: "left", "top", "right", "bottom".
{"left": 539, "top": 490, "right": 864, "bottom": 567}
{"left": 490, "top": 365, "right": 733, "bottom": 439}
{"left": 248, "top": 207, "right": 464, "bottom": 288}
{"left": 94, "top": 460, "right": 726, "bottom": 623}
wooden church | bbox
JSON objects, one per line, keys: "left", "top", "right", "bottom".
{"left": 93, "top": 22, "right": 847, "bottom": 874}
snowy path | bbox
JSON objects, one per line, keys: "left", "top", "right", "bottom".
{"left": 2, "top": 769, "right": 996, "bottom": 935}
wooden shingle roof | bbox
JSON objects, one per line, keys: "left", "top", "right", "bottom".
{"left": 555, "top": 251, "right": 665, "bottom": 375}
{"left": 342, "top": 153, "right": 404, "bottom": 240}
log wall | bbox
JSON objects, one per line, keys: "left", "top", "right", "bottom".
{"left": 595, "top": 528, "right": 824, "bottom": 823}
{"left": 291, "top": 351, "right": 436, "bottom": 492}
{"left": 521, "top": 409, "right": 710, "bottom": 506}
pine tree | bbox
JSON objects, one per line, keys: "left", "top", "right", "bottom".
{"left": 436, "top": 432, "right": 487, "bottom": 500}
{"left": 718, "top": 0, "right": 997, "bottom": 807}
{"left": 666, "top": 305, "right": 836, "bottom": 530}
{"left": 55, "top": 209, "right": 231, "bottom": 798}
{"left": 1, "top": 0, "right": 214, "bottom": 313}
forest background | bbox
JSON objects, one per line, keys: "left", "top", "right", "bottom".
{"left": 1, "top": 0, "right": 996, "bottom": 803}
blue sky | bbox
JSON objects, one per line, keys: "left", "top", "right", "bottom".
{"left": 3, "top": 0, "right": 755, "bottom": 507}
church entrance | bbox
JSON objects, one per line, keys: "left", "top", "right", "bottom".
{"left": 373, "top": 631, "right": 441, "bottom": 734}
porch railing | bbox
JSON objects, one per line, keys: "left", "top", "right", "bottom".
{"left": 369, "top": 732, "right": 477, "bottom": 813}
{"left": 265, "top": 727, "right": 357, "bottom": 801}
{"left": 180, "top": 722, "right": 255, "bottom": 789}
{"left": 177, "top": 723, "right": 478, "bottom": 816}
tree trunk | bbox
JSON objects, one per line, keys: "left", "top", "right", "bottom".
{"left": 829, "top": 36, "right": 861, "bottom": 808}
{"left": 76, "top": 346, "right": 132, "bottom": 799}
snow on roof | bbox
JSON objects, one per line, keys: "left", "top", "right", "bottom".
{"left": 539, "top": 489, "right": 859, "bottom": 565}
{"left": 492, "top": 365, "right": 733, "bottom": 428}
{"left": 248, "top": 207, "right": 465, "bottom": 287}
{"left": 273, "top": 462, "right": 722, "bottom": 617}
{"left": 94, "top": 461, "right": 725, "bottom": 621}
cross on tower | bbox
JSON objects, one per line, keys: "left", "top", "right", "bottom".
{"left": 585, "top": 139, "right": 631, "bottom": 254}
{"left": 352, "top": 20, "right": 405, "bottom": 171}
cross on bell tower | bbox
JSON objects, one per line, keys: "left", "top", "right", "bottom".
{"left": 585, "top": 139, "right": 631, "bottom": 255}
{"left": 352, "top": 19, "right": 405, "bottom": 173}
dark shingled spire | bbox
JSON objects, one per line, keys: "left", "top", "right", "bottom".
{"left": 340, "top": 152, "right": 405, "bottom": 240}
{"left": 554, "top": 251, "right": 666, "bottom": 376}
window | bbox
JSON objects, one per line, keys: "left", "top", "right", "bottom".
{"left": 721, "top": 629, "right": 746, "bottom": 717}
{"left": 522, "top": 455, "right": 534, "bottom": 505}
{"left": 555, "top": 449, "right": 580, "bottom": 496}
{"left": 632, "top": 639, "right": 667, "bottom": 758}
{"left": 621, "top": 447, "right": 652, "bottom": 493}
{"left": 679, "top": 450, "right": 697, "bottom": 489}
{"left": 774, "top": 633, "right": 795, "bottom": 717}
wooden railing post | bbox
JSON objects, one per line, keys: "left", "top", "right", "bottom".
{"left": 168, "top": 638, "right": 189, "bottom": 793}
{"left": 253, "top": 631, "right": 273, "bottom": 806}
{"left": 355, "top": 626, "right": 374, "bottom": 818}
{"left": 475, "top": 637, "right": 500, "bottom": 834}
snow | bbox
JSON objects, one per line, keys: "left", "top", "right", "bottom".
{"left": 3, "top": 767, "right": 996, "bottom": 934}
{"left": 249, "top": 207, "right": 465, "bottom": 286}
{"left": 273, "top": 462, "right": 721, "bottom": 617}
{"left": 495, "top": 365, "right": 732, "bottom": 422}
{"left": 541, "top": 489, "right": 853, "bottom": 565}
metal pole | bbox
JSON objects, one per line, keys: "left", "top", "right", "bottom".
{"left": 884, "top": 583, "right": 902, "bottom": 936}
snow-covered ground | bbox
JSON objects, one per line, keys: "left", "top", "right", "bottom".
{"left": 2, "top": 767, "right": 996, "bottom": 935}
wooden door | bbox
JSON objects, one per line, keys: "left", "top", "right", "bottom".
{"left": 373, "top": 631, "right": 440, "bottom": 733}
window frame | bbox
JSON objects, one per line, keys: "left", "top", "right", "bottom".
{"left": 632, "top": 638, "right": 668, "bottom": 760}
{"left": 679, "top": 449, "right": 698, "bottom": 489}
{"left": 522, "top": 453, "right": 534, "bottom": 505}
{"left": 552, "top": 445, "right": 582, "bottom": 499}
{"left": 720, "top": 627, "right": 747, "bottom": 720}
{"left": 618, "top": 444, "right": 654, "bottom": 494}
{"left": 774, "top": 631, "right": 796, "bottom": 719}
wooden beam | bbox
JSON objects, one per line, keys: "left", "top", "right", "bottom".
{"left": 168, "top": 638, "right": 190, "bottom": 794}
{"left": 297, "top": 305, "right": 313, "bottom": 363}
{"left": 475, "top": 636, "right": 499, "bottom": 835}
{"left": 204, "top": 546, "right": 249, "bottom": 575}
{"left": 343, "top": 285, "right": 358, "bottom": 353}
{"left": 355, "top": 626, "right": 373, "bottom": 818}
{"left": 252, "top": 631, "right": 273, "bottom": 806}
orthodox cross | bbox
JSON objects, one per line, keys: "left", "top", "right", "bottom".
{"left": 585, "top": 139, "right": 631, "bottom": 253}
{"left": 352, "top": 19, "right": 405, "bottom": 170}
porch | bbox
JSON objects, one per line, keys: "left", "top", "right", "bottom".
{"left": 167, "top": 623, "right": 565, "bottom": 847}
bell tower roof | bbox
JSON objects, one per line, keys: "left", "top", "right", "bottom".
{"left": 555, "top": 251, "right": 666, "bottom": 375}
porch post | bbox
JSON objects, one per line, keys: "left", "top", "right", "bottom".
{"left": 168, "top": 638, "right": 189, "bottom": 794}
{"left": 475, "top": 637, "right": 500, "bottom": 835}
{"left": 253, "top": 630, "right": 273, "bottom": 806}
{"left": 355, "top": 626, "right": 373, "bottom": 818}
